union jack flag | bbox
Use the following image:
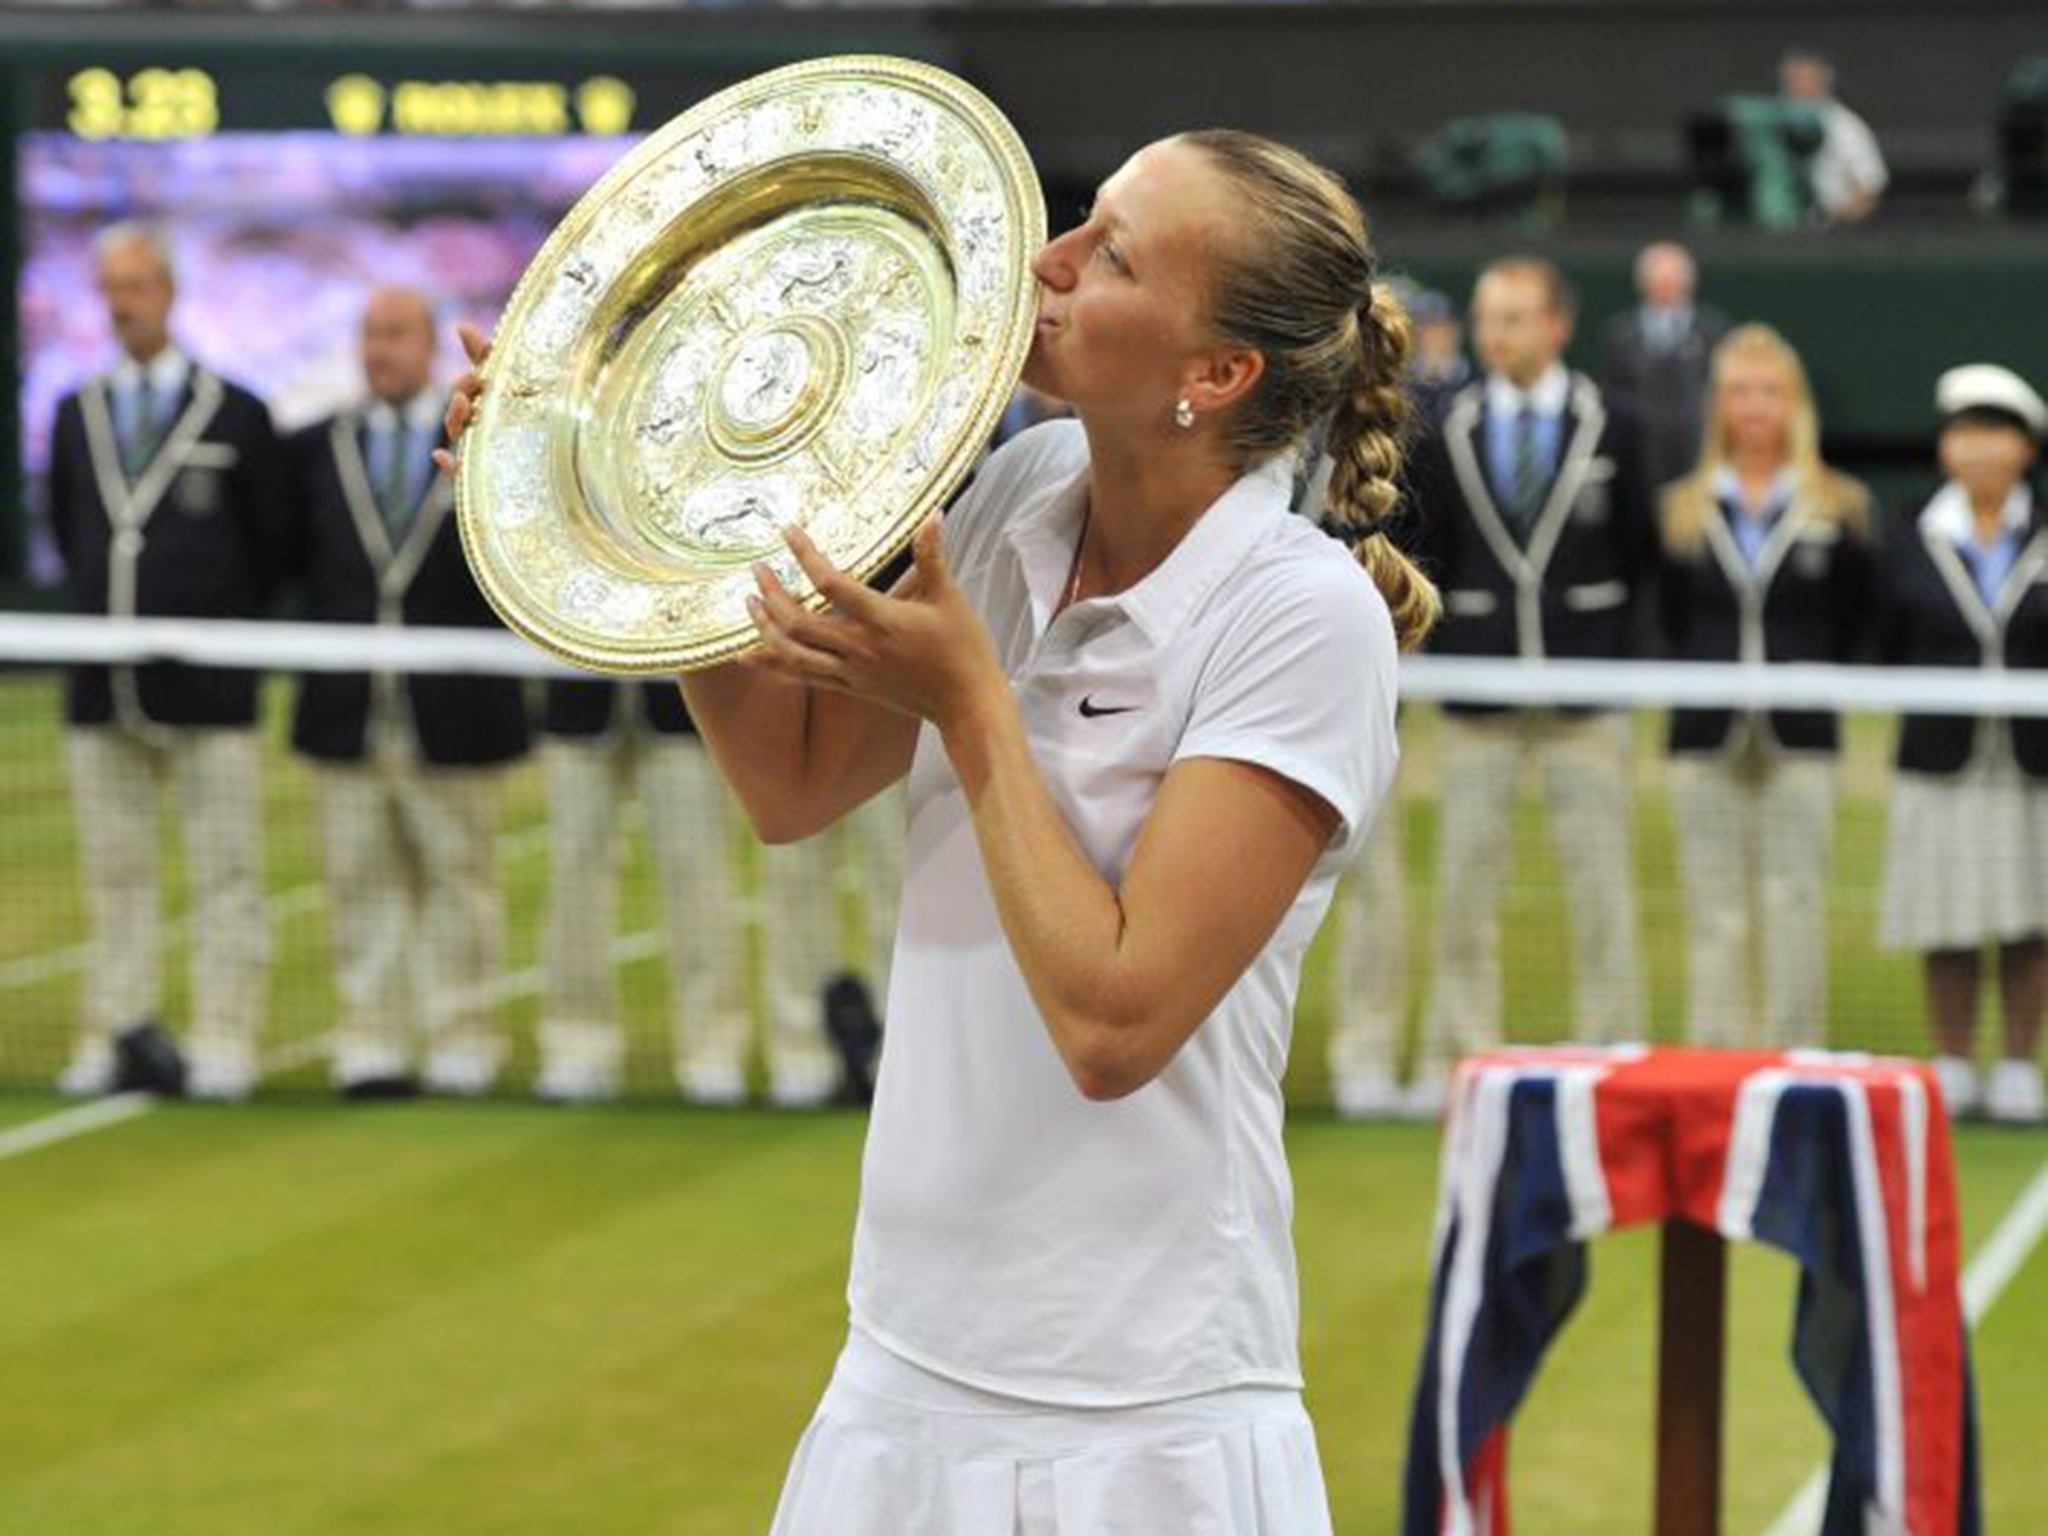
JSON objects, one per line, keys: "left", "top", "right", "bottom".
{"left": 1401, "top": 1046, "right": 1978, "bottom": 1536}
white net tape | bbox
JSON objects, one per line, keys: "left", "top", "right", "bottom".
{"left": 2, "top": 612, "right": 2046, "bottom": 715}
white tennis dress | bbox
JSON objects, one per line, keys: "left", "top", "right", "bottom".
{"left": 768, "top": 421, "right": 1400, "bottom": 1535}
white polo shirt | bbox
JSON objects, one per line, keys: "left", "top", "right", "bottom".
{"left": 847, "top": 419, "right": 1400, "bottom": 1406}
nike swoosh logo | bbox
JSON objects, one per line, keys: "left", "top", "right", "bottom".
{"left": 1077, "top": 695, "right": 1138, "bottom": 719}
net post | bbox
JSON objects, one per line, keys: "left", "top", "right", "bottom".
{"left": 1655, "top": 1217, "right": 1726, "bottom": 1536}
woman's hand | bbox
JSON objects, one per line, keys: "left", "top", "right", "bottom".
{"left": 430, "top": 324, "right": 493, "bottom": 477}
{"left": 746, "top": 515, "right": 1006, "bottom": 735}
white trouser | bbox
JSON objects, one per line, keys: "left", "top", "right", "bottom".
{"left": 538, "top": 735, "right": 749, "bottom": 1084}
{"left": 66, "top": 725, "right": 267, "bottom": 1066}
{"left": 1421, "top": 709, "right": 1645, "bottom": 1072}
{"left": 1326, "top": 809, "right": 1409, "bottom": 1083}
{"left": 755, "top": 787, "right": 906, "bottom": 1098}
{"left": 319, "top": 751, "right": 506, "bottom": 1080}
{"left": 1668, "top": 743, "right": 1835, "bottom": 1047}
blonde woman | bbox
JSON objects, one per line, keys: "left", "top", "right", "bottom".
{"left": 448, "top": 131, "right": 1436, "bottom": 1533}
{"left": 1659, "top": 324, "right": 1874, "bottom": 1047}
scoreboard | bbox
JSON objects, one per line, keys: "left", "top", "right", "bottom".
{"left": 0, "top": 25, "right": 826, "bottom": 586}
{"left": 46, "top": 64, "right": 645, "bottom": 142}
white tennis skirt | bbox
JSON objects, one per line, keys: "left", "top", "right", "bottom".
{"left": 1879, "top": 748, "right": 2048, "bottom": 951}
{"left": 766, "top": 1331, "right": 1335, "bottom": 1536}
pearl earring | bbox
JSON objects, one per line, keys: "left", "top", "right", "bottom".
{"left": 1173, "top": 398, "right": 1195, "bottom": 430}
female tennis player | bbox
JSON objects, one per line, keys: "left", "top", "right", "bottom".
{"left": 447, "top": 129, "right": 1435, "bottom": 1535}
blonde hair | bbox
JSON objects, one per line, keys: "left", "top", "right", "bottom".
{"left": 1179, "top": 130, "right": 1440, "bottom": 651}
{"left": 1664, "top": 323, "right": 1870, "bottom": 554}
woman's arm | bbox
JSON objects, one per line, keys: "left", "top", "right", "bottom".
{"left": 945, "top": 695, "right": 1338, "bottom": 1100}
{"left": 679, "top": 665, "right": 918, "bottom": 844}
{"left": 754, "top": 517, "right": 1352, "bottom": 1102}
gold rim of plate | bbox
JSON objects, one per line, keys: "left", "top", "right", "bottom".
{"left": 456, "top": 53, "right": 1046, "bottom": 674}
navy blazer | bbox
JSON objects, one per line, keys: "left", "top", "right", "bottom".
{"left": 1409, "top": 374, "right": 1657, "bottom": 713}
{"left": 541, "top": 679, "right": 696, "bottom": 739}
{"left": 285, "top": 410, "right": 530, "bottom": 767}
{"left": 1659, "top": 479, "right": 1875, "bottom": 755}
{"left": 1599, "top": 304, "right": 1731, "bottom": 491}
{"left": 1875, "top": 484, "right": 2048, "bottom": 778}
{"left": 47, "top": 367, "right": 288, "bottom": 728}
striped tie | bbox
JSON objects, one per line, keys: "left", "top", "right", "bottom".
{"left": 377, "top": 420, "right": 415, "bottom": 537}
{"left": 121, "top": 375, "right": 162, "bottom": 479}
{"left": 1508, "top": 405, "right": 1548, "bottom": 531}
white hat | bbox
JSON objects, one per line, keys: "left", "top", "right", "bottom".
{"left": 1936, "top": 363, "right": 2047, "bottom": 438}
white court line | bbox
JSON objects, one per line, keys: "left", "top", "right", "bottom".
{"left": 239, "top": 922, "right": 665, "bottom": 1078}
{"left": 260, "top": 1030, "right": 336, "bottom": 1076}
{"left": 1758, "top": 1157, "right": 2048, "bottom": 1536}
{"left": 0, "top": 885, "right": 328, "bottom": 992}
{"left": 0, "top": 823, "right": 552, "bottom": 993}
{"left": 0, "top": 1039, "right": 337, "bottom": 1164}
{"left": 0, "top": 920, "right": 665, "bottom": 1158}
{"left": 0, "top": 1092, "right": 154, "bottom": 1161}
{"left": 483, "top": 927, "right": 663, "bottom": 1005}
{"left": 1961, "top": 1159, "right": 2048, "bottom": 1322}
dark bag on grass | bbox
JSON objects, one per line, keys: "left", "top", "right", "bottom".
{"left": 114, "top": 1021, "right": 187, "bottom": 1097}
{"left": 822, "top": 972, "right": 882, "bottom": 1106}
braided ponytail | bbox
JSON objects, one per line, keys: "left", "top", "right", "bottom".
{"left": 1326, "top": 282, "right": 1440, "bottom": 651}
{"left": 1178, "top": 131, "right": 1440, "bottom": 651}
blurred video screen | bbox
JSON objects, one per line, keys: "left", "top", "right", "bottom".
{"left": 18, "top": 131, "right": 631, "bottom": 479}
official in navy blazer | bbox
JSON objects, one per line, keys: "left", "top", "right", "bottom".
{"left": 287, "top": 287, "right": 529, "bottom": 1098}
{"left": 1658, "top": 324, "right": 1873, "bottom": 1050}
{"left": 1875, "top": 364, "right": 2048, "bottom": 1125}
{"left": 46, "top": 223, "right": 288, "bottom": 1101}
{"left": 1408, "top": 257, "right": 1654, "bottom": 1104}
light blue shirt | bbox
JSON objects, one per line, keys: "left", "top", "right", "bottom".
{"left": 1714, "top": 466, "right": 1794, "bottom": 570}
{"left": 1483, "top": 366, "right": 1570, "bottom": 513}
{"left": 1965, "top": 527, "right": 2023, "bottom": 609}
{"left": 109, "top": 348, "right": 189, "bottom": 465}
{"left": 362, "top": 392, "right": 441, "bottom": 535}
{"left": 1922, "top": 481, "right": 2034, "bottom": 611}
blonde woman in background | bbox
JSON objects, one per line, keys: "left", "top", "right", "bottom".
{"left": 1658, "top": 324, "right": 1874, "bottom": 1047}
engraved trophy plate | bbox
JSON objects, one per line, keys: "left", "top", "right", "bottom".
{"left": 456, "top": 55, "right": 1046, "bottom": 674}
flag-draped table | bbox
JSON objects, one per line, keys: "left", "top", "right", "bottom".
{"left": 1402, "top": 1046, "right": 1978, "bottom": 1536}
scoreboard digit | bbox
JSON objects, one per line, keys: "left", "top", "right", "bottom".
{"left": 66, "top": 66, "right": 220, "bottom": 142}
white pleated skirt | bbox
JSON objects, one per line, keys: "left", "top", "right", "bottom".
{"left": 1879, "top": 746, "right": 2048, "bottom": 950}
{"left": 767, "top": 1331, "right": 1335, "bottom": 1536}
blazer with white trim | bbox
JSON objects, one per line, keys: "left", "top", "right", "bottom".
{"left": 1659, "top": 482, "right": 1875, "bottom": 755}
{"left": 1875, "top": 482, "right": 2048, "bottom": 777}
{"left": 285, "top": 411, "right": 530, "bottom": 767}
{"left": 1408, "top": 373, "right": 1657, "bottom": 713}
{"left": 46, "top": 369, "right": 288, "bottom": 729}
